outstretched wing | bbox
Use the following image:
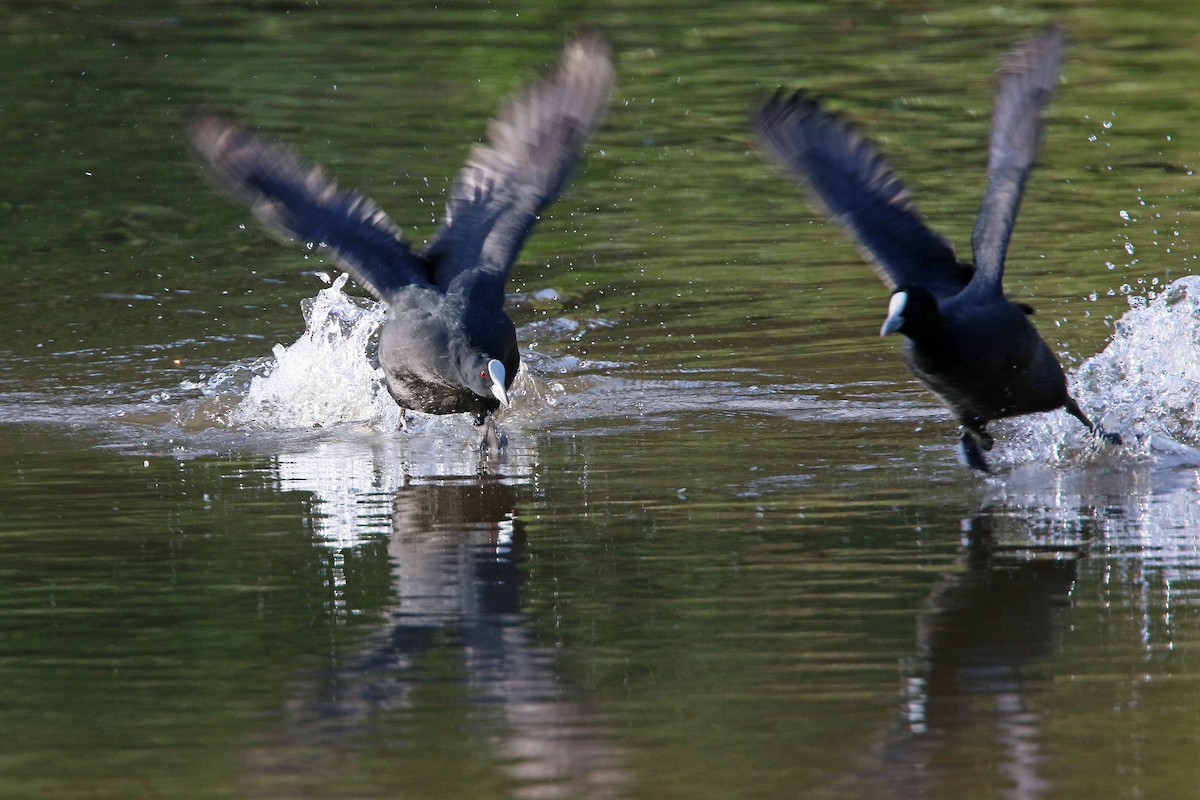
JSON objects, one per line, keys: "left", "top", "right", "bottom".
{"left": 968, "top": 26, "right": 1063, "bottom": 298}
{"left": 755, "top": 91, "right": 970, "bottom": 297}
{"left": 424, "top": 28, "right": 614, "bottom": 294}
{"left": 185, "top": 113, "right": 431, "bottom": 300}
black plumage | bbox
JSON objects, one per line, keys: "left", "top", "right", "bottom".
{"left": 755, "top": 26, "right": 1120, "bottom": 471}
{"left": 186, "top": 30, "right": 614, "bottom": 424}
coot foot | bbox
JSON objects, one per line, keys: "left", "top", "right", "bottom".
{"left": 1064, "top": 397, "right": 1123, "bottom": 448}
{"left": 957, "top": 431, "right": 992, "bottom": 473}
{"left": 962, "top": 420, "right": 994, "bottom": 452}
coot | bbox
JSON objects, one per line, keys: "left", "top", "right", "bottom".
{"left": 186, "top": 30, "right": 614, "bottom": 425}
{"left": 755, "top": 26, "right": 1119, "bottom": 471}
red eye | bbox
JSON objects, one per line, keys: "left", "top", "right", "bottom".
{"left": 480, "top": 370, "right": 488, "bottom": 380}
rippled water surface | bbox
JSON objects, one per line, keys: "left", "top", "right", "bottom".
{"left": 5, "top": 2, "right": 1200, "bottom": 798}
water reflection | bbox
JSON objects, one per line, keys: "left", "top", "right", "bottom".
{"left": 903, "top": 517, "right": 1080, "bottom": 800}
{"left": 246, "top": 440, "right": 626, "bottom": 799}
{"left": 833, "top": 461, "right": 1200, "bottom": 800}
{"left": 991, "top": 464, "right": 1200, "bottom": 654}
{"left": 823, "top": 516, "right": 1073, "bottom": 800}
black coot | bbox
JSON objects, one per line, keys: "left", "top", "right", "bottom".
{"left": 755, "top": 26, "right": 1120, "bottom": 471}
{"left": 186, "top": 30, "right": 614, "bottom": 425}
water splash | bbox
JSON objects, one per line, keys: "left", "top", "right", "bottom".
{"left": 1001, "top": 275, "right": 1200, "bottom": 468}
{"left": 179, "top": 277, "right": 592, "bottom": 434}
{"left": 191, "top": 274, "right": 402, "bottom": 431}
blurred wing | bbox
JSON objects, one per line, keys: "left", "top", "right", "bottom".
{"left": 968, "top": 26, "right": 1063, "bottom": 297}
{"left": 425, "top": 28, "right": 614, "bottom": 294}
{"left": 756, "top": 92, "right": 969, "bottom": 296}
{"left": 185, "top": 113, "right": 431, "bottom": 300}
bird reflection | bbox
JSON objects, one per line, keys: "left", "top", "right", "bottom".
{"left": 833, "top": 513, "right": 1086, "bottom": 800}
{"left": 903, "top": 516, "right": 1081, "bottom": 799}
{"left": 242, "top": 461, "right": 625, "bottom": 799}
{"left": 908, "top": 517, "right": 1079, "bottom": 727}
{"left": 388, "top": 483, "right": 624, "bottom": 795}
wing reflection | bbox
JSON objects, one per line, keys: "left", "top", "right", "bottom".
{"left": 241, "top": 441, "right": 626, "bottom": 799}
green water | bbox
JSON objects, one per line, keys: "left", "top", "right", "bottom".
{"left": 3, "top": 1, "right": 1200, "bottom": 798}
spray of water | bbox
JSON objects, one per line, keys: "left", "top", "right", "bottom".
{"left": 192, "top": 274, "right": 401, "bottom": 431}
{"left": 1001, "top": 275, "right": 1200, "bottom": 468}
{"left": 186, "top": 274, "right": 562, "bottom": 435}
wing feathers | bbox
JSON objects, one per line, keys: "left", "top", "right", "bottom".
{"left": 427, "top": 29, "right": 615, "bottom": 291}
{"left": 968, "top": 26, "right": 1063, "bottom": 294}
{"left": 756, "top": 91, "right": 969, "bottom": 296}
{"left": 185, "top": 112, "right": 430, "bottom": 300}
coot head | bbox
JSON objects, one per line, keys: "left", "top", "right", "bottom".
{"left": 880, "top": 286, "right": 942, "bottom": 342}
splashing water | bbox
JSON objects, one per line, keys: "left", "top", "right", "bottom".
{"left": 175, "top": 273, "right": 600, "bottom": 435}
{"left": 210, "top": 274, "right": 402, "bottom": 430}
{"left": 1002, "top": 275, "right": 1200, "bottom": 468}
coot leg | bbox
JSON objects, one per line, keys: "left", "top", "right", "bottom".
{"left": 962, "top": 418, "right": 995, "bottom": 451}
{"left": 478, "top": 416, "right": 507, "bottom": 454}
